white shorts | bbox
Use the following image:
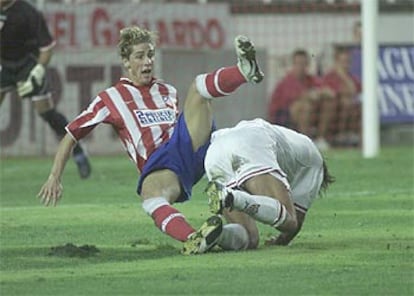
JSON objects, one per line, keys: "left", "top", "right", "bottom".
{"left": 205, "top": 123, "right": 324, "bottom": 213}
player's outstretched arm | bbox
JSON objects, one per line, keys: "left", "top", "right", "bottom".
{"left": 38, "top": 134, "right": 76, "bottom": 206}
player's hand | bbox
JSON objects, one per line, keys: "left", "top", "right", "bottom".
{"left": 264, "top": 233, "right": 292, "bottom": 246}
{"left": 319, "top": 87, "right": 335, "bottom": 98}
{"left": 307, "top": 89, "right": 320, "bottom": 101}
{"left": 37, "top": 175, "right": 63, "bottom": 207}
{"left": 17, "top": 64, "right": 46, "bottom": 98}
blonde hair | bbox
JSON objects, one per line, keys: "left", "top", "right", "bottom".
{"left": 118, "top": 26, "right": 158, "bottom": 59}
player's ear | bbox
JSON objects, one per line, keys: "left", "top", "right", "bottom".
{"left": 123, "top": 59, "right": 130, "bottom": 69}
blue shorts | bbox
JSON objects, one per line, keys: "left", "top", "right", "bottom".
{"left": 137, "top": 113, "right": 215, "bottom": 202}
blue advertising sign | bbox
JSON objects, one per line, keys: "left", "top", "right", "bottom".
{"left": 349, "top": 44, "right": 414, "bottom": 124}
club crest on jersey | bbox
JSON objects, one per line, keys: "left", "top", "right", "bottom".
{"left": 134, "top": 108, "right": 175, "bottom": 127}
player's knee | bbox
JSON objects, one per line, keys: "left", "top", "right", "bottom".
{"left": 183, "top": 80, "right": 207, "bottom": 110}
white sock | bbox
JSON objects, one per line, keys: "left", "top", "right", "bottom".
{"left": 141, "top": 197, "right": 169, "bottom": 215}
{"left": 217, "top": 223, "right": 249, "bottom": 251}
{"left": 232, "top": 190, "right": 287, "bottom": 227}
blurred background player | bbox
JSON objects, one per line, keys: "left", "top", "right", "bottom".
{"left": 37, "top": 26, "right": 263, "bottom": 255}
{"left": 323, "top": 46, "right": 362, "bottom": 147}
{"left": 267, "top": 49, "right": 336, "bottom": 151}
{"left": 0, "top": 0, "right": 91, "bottom": 178}
{"left": 204, "top": 118, "right": 334, "bottom": 250}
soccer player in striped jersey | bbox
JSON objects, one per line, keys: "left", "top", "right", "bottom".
{"left": 204, "top": 118, "right": 334, "bottom": 250}
{"left": 38, "top": 26, "right": 263, "bottom": 255}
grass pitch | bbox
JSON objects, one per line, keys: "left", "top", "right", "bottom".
{"left": 1, "top": 147, "right": 413, "bottom": 295}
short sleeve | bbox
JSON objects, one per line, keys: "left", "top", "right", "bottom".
{"left": 66, "top": 96, "right": 110, "bottom": 141}
{"left": 27, "top": 5, "right": 55, "bottom": 50}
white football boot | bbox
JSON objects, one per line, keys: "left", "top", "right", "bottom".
{"left": 234, "top": 35, "right": 264, "bottom": 84}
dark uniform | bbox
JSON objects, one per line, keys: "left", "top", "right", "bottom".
{"left": 0, "top": 0, "right": 52, "bottom": 94}
{"left": 0, "top": 0, "right": 91, "bottom": 178}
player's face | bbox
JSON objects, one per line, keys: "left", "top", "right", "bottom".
{"left": 124, "top": 43, "right": 155, "bottom": 86}
{"left": 337, "top": 52, "right": 351, "bottom": 72}
{"left": 292, "top": 55, "right": 309, "bottom": 77}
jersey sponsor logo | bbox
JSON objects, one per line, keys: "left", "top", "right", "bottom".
{"left": 134, "top": 108, "right": 175, "bottom": 127}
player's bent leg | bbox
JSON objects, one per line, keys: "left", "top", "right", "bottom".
{"left": 183, "top": 82, "right": 214, "bottom": 151}
{"left": 141, "top": 171, "right": 224, "bottom": 254}
{"left": 243, "top": 174, "right": 298, "bottom": 233}
{"left": 206, "top": 177, "right": 297, "bottom": 233}
{"left": 140, "top": 169, "right": 182, "bottom": 204}
{"left": 183, "top": 35, "right": 263, "bottom": 152}
{"left": 140, "top": 170, "right": 199, "bottom": 241}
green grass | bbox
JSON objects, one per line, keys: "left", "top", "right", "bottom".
{"left": 1, "top": 147, "right": 413, "bottom": 295}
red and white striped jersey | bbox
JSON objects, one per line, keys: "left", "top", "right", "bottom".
{"left": 66, "top": 77, "right": 179, "bottom": 172}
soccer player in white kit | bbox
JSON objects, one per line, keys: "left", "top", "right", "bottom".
{"left": 205, "top": 118, "right": 334, "bottom": 250}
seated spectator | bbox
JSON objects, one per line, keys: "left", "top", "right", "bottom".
{"left": 323, "top": 46, "right": 362, "bottom": 146}
{"left": 268, "top": 49, "right": 335, "bottom": 151}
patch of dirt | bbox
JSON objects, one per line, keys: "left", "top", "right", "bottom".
{"left": 48, "top": 243, "right": 100, "bottom": 258}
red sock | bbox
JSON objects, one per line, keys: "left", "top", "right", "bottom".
{"left": 151, "top": 205, "right": 195, "bottom": 242}
{"left": 196, "top": 66, "right": 247, "bottom": 98}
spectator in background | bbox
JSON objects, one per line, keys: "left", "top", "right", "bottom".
{"left": 353, "top": 20, "right": 362, "bottom": 43}
{"left": 323, "top": 46, "right": 362, "bottom": 146}
{"left": 0, "top": 0, "right": 91, "bottom": 178}
{"left": 267, "top": 49, "right": 335, "bottom": 151}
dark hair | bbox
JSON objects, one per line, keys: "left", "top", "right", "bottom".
{"left": 319, "top": 160, "right": 335, "bottom": 195}
{"left": 334, "top": 46, "right": 350, "bottom": 59}
{"left": 292, "top": 49, "right": 309, "bottom": 61}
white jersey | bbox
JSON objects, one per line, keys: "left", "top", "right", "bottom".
{"left": 205, "top": 118, "right": 324, "bottom": 212}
